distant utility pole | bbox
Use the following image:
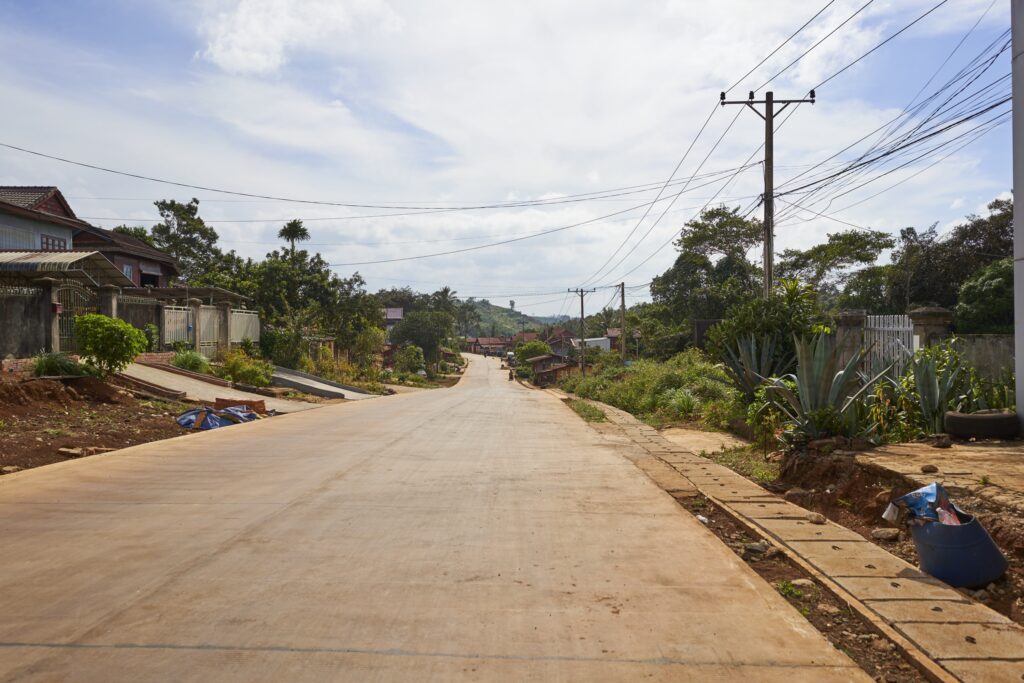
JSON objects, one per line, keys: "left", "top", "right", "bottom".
{"left": 569, "top": 288, "right": 596, "bottom": 376}
{"left": 619, "top": 283, "right": 627, "bottom": 363}
{"left": 720, "top": 89, "right": 816, "bottom": 298}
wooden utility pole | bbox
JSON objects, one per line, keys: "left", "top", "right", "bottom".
{"left": 720, "top": 89, "right": 815, "bottom": 297}
{"left": 569, "top": 288, "right": 596, "bottom": 376}
{"left": 619, "top": 283, "right": 627, "bottom": 363}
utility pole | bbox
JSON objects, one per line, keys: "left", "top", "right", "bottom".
{"left": 619, "top": 283, "right": 627, "bottom": 363}
{"left": 569, "top": 288, "right": 595, "bottom": 376}
{"left": 720, "top": 89, "right": 816, "bottom": 297}
{"left": 1013, "top": 0, "right": 1024, "bottom": 428}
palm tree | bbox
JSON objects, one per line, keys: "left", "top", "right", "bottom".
{"left": 278, "top": 219, "right": 310, "bottom": 257}
{"left": 431, "top": 286, "right": 459, "bottom": 314}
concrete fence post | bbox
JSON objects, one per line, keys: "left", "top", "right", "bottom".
{"left": 188, "top": 297, "right": 203, "bottom": 353}
{"left": 834, "top": 309, "right": 866, "bottom": 367}
{"left": 38, "top": 277, "right": 59, "bottom": 353}
{"left": 98, "top": 284, "right": 119, "bottom": 320}
{"left": 908, "top": 306, "right": 953, "bottom": 350}
{"left": 218, "top": 301, "right": 232, "bottom": 353}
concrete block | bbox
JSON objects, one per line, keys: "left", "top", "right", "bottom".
{"left": 898, "top": 622, "right": 1024, "bottom": 660}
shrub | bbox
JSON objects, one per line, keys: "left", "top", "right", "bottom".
{"left": 217, "top": 349, "right": 274, "bottom": 387}
{"left": 395, "top": 345, "right": 426, "bottom": 374}
{"left": 239, "top": 337, "right": 260, "bottom": 358}
{"left": 143, "top": 323, "right": 160, "bottom": 352}
{"left": 32, "top": 352, "right": 86, "bottom": 377}
{"left": 74, "top": 313, "right": 147, "bottom": 377}
{"left": 955, "top": 257, "right": 1012, "bottom": 334}
{"left": 172, "top": 350, "right": 210, "bottom": 374}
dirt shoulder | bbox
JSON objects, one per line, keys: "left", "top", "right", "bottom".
{"left": 0, "top": 376, "right": 192, "bottom": 475}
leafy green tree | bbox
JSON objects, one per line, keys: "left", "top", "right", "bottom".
{"left": 515, "top": 339, "right": 552, "bottom": 362}
{"left": 430, "top": 286, "right": 459, "bottom": 316}
{"left": 74, "top": 314, "right": 147, "bottom": 377}
{"left": 151, "top": 199, "right": 222, "bottom": 283}
{"left": 112, "top": 225, "right": 156, "bottom": 247}
{"left": 351, "top": 326, "right": 386, "bottom": 370}
{"left": 395, "top": 345, "right": 426, "bottom": 373}
{"left": 777, "top": 230, "right": 894, "bottom": 298}
{"left": 675, "top": 205, "right": 762, "bottom": 259}
{"left": 836, "top": 265, "right": 898, "bottom": 313}
{"left": 955, "top": 257, "right": 1013, "bottom": 333}
{"left": 278, "top": 219, "right": 311, "bottom": 257}
{"left": 390, "top": 311, "right": 455, "bottom": 366}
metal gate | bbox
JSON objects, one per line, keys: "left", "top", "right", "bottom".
{"left": 56, "top": 282, "right": 97, "bottom": 353}
{"left": 864, "top": 314, "right": 914, "bottom": 376}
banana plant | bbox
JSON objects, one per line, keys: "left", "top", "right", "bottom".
{"left": 720, "top": 335, "right": 793, "bottom": 402}
{"left": 766, "top": 334, "right": 889, "bottom": 442}
{"left": 911, "top": 353, "right": 960, "bottom": 434}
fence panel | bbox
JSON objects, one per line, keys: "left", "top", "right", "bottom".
{"left": 199, "top": 305, "right": 221, "bottom": 358}
{"left": 865, "top": 314, "right": 914, "bottom": 376}
{"left": 56, "top": 282, "right": 97, "bottom": 353}
{"left": 162, "top": 306, "right": 192, "bottom": 347}
{"left": 229, "top": 309, "right": 260, "bottom": 343}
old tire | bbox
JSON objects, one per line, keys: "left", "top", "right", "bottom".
{"left": 944, "top": 410, "right": 1019, "bottom": 440}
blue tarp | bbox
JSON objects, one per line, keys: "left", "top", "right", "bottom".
{"left": 176, "top": 406, "right": 261, "bottom": 431}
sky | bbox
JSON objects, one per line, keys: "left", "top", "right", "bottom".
{"left": 0, "top": 0, "right": 1012, "bottom": 317}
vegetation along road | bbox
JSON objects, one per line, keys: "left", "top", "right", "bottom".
{"left": 0, "top": 355, "right": 867, "bottom": 682}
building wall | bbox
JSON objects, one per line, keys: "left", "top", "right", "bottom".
{"left": 0, "top": 210, "right": 74, "bottom": 250}
{"left": 958, "top": 335, "right": 1014, "bottom": 380}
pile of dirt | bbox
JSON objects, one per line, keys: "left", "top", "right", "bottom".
{"left": 775, "top": 452, "right": 1024, "bottom": 625}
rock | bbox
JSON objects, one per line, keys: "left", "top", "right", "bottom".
{"left": 84, "top": 447, "right": 116, "bottom": 456}
{"left": 695, "top": 514, "right": 709, "bottom": 524}
{"left": 871, "top": 528, "right": 901, "bottom": 542}
{"left": 817, "top": 602, "right": 840, "bottom": 615}
{"left": 1, "top": 465, "right": 22, "bottom": 474}
{"left": 807, "top": 513, "right": 827, "bottom": 525}
{"left": 871, "top": 638, "right": 895, "bottom": 653}
{"left": 921, "top": 464, "right": 939, "bottom": 474}
{"left": 57, "top": 447, "right": 85, "bottom": 458}
{"left": 933, "top": 434, "right": 952, "bottom": 449}
{"left": 972, "top": 589, "right": 990, "bottom": 602}
{"left": 784, "top": 487, "right": 809, "bottom": 502}
{"left": 857, "top": 633, "right": 878, "bottom": 640}
{"left": 743, "top": 541, "right": 769, "bottom": 555}
{"left": 874, "top": 490, "right": 891, "bottom": 504}
{"left": 790, "top": 579, "right": 815, "bottom": 589}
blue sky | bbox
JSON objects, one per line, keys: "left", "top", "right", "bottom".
{"left": 0, "top": 0, "right": 1011, "bottom": 315}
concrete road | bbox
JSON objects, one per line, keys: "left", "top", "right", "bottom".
{"left": 123, "top": 363, "right": 321, "bottom": 413}
{"left": 0, "top": 355, "right": 867, "bottom": 682}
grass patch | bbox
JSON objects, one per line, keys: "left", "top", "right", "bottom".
{"left": 568, "top": 399, "right": 607, "bottom": 423}
{"left": 776, "top": 580, "right": 804, "bottom": 599}
{"left": 702, "top": 445, "right": 779, "bottom": 484}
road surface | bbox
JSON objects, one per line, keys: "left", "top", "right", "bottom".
{"left": 122, "top": 363, "right": 321, "bottom": 413}
{"left": 0, "top": 355, "right": 866, "bottom": 681}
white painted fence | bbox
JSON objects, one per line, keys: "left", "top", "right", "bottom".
{"left": 230, "top": 309, "right": 260, "bottom": 343}
{"left": 162, "top": 306, "right": 192, "bottom": 346}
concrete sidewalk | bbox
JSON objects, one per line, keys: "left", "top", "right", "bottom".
{"left": 583, "top": 398, "right": 1024, "bottom": 683}
{"left": 0, "top": 355, "right": 867, "bottom": 681}
{"left": 123, "top": 363, "right": 321, "bottom": 413}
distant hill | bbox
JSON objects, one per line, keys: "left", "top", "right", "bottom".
{"left": 466, "top": 299, "right": 546, "bottom": 337}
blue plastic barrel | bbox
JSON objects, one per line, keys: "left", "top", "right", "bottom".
{"left": 909, "top": 509, "right": 1008, "bottom": 588}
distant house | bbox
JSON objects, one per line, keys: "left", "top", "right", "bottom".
{"left": 0, "top": 186, "right": 80, "bottom": 251}
{"left": 511, "top": 331, "right": 539, "bottom": 345}
{"left": 383, "top": 307, "right": 404, "bottom": 331}
{"left": 606, "top": 327, "right": 641, "bottom": 352}
{"left": 0, "top": 186, "right": 179, "bottom": 286}
{"left": 72, "top": 225, "right": 178, "bottom": 287}
{"left": 546, "top": 327, "right": 575, "bottom": 356}
{"left": 525, "top": 353, "right": 576, "bottom": 386}
{"left": 466, "top": 336, "right": 508, "bottom": 355}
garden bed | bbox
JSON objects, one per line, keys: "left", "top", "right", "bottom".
{"left": 0, "top": 376, "right": 191, "bottom": 475}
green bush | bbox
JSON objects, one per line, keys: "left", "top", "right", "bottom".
{"left": 955, "top": 257, "right": 1012, "bottom": 333}
{"left": 32, "top": 352, "right": 86, "bottom": 377}
{"left": 217, "top": 349, "right": 274, "bottom": 387}
{"left": 172, "top": 350, "right": 210, "bottom": 374}
{"left": 395, "top": 345, "right": 426, "bottom": 374}
{"left": 143, "top": 323, "right": 160, "bottom": 352}
{"left": 74, "top": 313, "right": 147, "bottom": 377}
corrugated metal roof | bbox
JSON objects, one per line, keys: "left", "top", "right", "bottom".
{"left": 0, "top": 251, "right": 134, "bottom": 287}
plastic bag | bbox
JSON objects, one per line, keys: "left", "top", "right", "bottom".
{"left": 888, "top": 482, "right": 962, "bottom": 526}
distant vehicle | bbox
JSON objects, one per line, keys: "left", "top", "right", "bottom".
{"left": 506, "top": 351, "right": 516, "bottom": 367}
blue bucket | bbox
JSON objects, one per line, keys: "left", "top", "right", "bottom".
{"left": 909, "top": 509, "right": 1008, "bottom": 588}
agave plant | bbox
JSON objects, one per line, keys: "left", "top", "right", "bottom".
{"left": 766, "top": 333, "right": 888, "bottom": 443}
{"left": 911, "top": 353, "right": 960, "bottom": 434}
{"left": 720, "top": 335, "right": 793, "bottom": 403}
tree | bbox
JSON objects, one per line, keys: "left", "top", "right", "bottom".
{"left": 395, "top": 345, "right": 426, "bottom": 373}
{"left": 390, "top": 311, "right": 454, "bottom": 366}
{"left": 351, "top": 326, "right": 386, "bottom": 370}
{"left": 430, "top": 286, "right": 459, "bottom": 315}
{"left": 836, "top": 265, "right": 898, "bottom": 313}
{"left": 151, "top": 198, "right": 222, "bottom": 283}
{"left": 955, "top": 257, "right": 1013, "bottom": 333}
{"left": 777, "top": 230, "right": 894, "bottom": 294}
{"left": 675, "top": 205, "right": 763, "bottom": 259}
{"left": 515, "top": 339, "right": 552, "bottom": 362}
{"left": 278, "top": 219, "right": 311, "bottom": 257}
{"left": 112, "top": 225, "right": 156, "bottom": 247}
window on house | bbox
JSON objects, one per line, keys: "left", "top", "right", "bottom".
{"left": 122, "top": 263, "right": 134, "bottom": 280}
{"left": 40, "top": 234, "right": 67, "bottom": 251}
